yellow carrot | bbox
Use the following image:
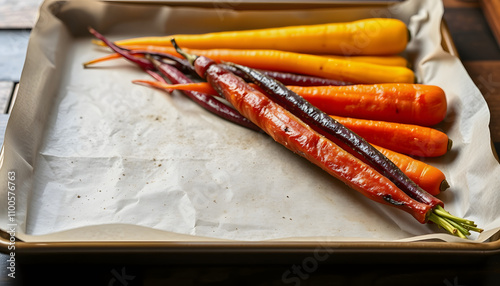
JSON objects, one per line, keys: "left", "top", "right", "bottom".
{"left": 84, "top": 47, "right": 408, "bottom": 68}
{"left": 323, "top": 55, "right": 408, "bottom": 67}
{"left": 104, "top": 18, "right": 409, "bottom": 56}
{"left": 108, "top": 46, "right": 415, "bottom": 84}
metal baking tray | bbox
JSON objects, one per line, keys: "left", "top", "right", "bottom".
{"left": 1, "top": 0, "right": 499, "bottom": 264}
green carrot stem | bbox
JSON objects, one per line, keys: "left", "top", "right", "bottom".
{"left": 428, "top": 206, "right": 483, "bottom": 239}
{"left": 170, "top": 38, "right": 198, "bottom": 65}
{"left": 444, "top": 217, "right": 471, "bottom": 237}
{"left": 433, "top": 205, "right": 475, "bottom": 225}
{"left": 462, "top": 224, "right": 484, "bottom": 233}
{"left": 428, "top": 212, "right": 457, "bottom": 235}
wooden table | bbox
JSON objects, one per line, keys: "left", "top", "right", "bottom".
{"left": 1, "top": 1, "right": 500, "bottom": 285}
{"left": 443, "top": 0, "right": 500, "bottom": 154}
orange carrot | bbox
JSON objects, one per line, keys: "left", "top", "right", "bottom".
{"left": 103, "top": 18, "right": 409, "bottom": 56}
{"left": 288, "top": 84, "right": 447, "bottom": 126}
{"left": 373, "top": 145, "right": 448, "bottom": 196}
{"left": 331, "top": 115, "right": 451, "bottom": 157}
{"left": 83, "top": 53, "right": 122, "bottom": 67}
{"left": 132, "top": 80, "right": 218, "bottom": 95}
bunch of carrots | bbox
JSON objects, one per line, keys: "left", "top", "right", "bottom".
{"left": 84, "top": 18, "right": 482, "bottom": 239}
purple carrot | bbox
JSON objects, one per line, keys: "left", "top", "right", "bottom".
{"left": 88, "top": 27, "right": 155, "bottom": 71}
{"left": 221, "top": 64, "right": 351, "bottom": 86}
{"left": 88, "top": 28, "right": 258, "bottom": 131}
{"left": 145, "top": 69, "right": 168, "bottom": 83}
{"left": 258, "top": 70, "right": 351, "bottom": 86}
{"left": 146, "top": 58, "right": 260, "bottom": 132}
{"left": 87, "top": 28, "right": 167, "bottom": 83}
{"left": 129, "top": 50, "right": 196, "bottom": 75}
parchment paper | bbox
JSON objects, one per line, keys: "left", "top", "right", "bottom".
{"left": 1, "top": 0, "right": 499, "bottom": 243}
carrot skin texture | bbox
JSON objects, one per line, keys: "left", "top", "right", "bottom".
{"left": 191, "top": 56, "right": 431, "bottom": 223}
{"left": 323, "top": 54, "right": 408, "bottom": 67}
{"left": 373, "top": 145, "right": 448, "bottom": 196}
{"left": 289, "top": 84, "right": 447, "bottom": 126}
{"left": 114, "top": 18, "right": 409, "bottom": 56}
{"left": 331, "top": 116, "right": 451, "bottom": 157}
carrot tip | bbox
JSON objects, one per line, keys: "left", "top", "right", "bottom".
{"left": 82, "top": 60, "right": 96, "bottom": 68}
{"left": 447, "top": 139, "right": 453, "bottom": 151}
{"left": 132, "top": 79, "right": 176, "bottom": 94}
{"left": 440, "top": 179, "right": 450, "bottom": 192}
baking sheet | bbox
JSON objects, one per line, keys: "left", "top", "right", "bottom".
{"left": 1, "top": 0, "right": 500, "bottom": 243}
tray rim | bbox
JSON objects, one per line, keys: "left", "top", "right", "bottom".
{"left": 1, "top": 0, "right": 499, "bottom": 262}
{"left": 2, "top": 237, "right": 500, "bottom": 264}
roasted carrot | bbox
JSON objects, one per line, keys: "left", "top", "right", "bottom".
{"left": 132, "top": 81, "right": 217, "bottom": 95}
{"left": 373, "top": 145, "right": 449, "bottom": 196}
{"left": 83, "top": 53, "right": 121, "bottom": 67}
{"left": 288, "top": 84, "right": 447, "bottom": 126}
{"left": 331, "top": 116, "right": 452, "bottom": 157}
{"left": 102, "top": 18, "right": 409, "bottom": 56}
